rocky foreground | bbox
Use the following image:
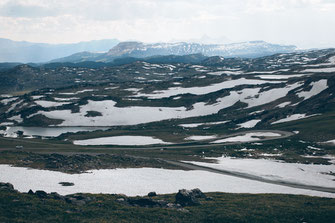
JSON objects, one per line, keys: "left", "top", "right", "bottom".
{"left": 1, "top": 182, "right": 335, "bottom": 222}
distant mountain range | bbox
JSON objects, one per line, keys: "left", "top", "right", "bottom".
{"left": 0, "top": 38, "right": 297, "bottom": 63}
{"left": 0, "top": 38, "right": 119, "bottom": 63}
{"left": 51, "top": 41, "right": 297, "bottom": 63}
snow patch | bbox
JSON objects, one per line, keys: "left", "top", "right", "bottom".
{"left": 185, "top": 135, "right": 217, "bottom": 141}
{"left": 297, "top": 79, "right": 328, "bottom": 101}
{"left": 73, "top": 136, "right": 169, "bottom": 146}
{"left": 212, "top": 132, "right": 281, "bottom": 143}
{"left": 272, "top": 114, "right": 319, "bottom": 125}
{"left": 237, "top": 119, "right": 261, "bottom": 128}
{"left": 0, "top": 165, "right": 333, "bottom": 197}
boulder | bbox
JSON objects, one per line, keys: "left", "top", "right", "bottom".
{"left": 35, "top": 190, "right": 48, "bottom": 198}
{"left": 148, "top": 192, "right": 157, "bottom": 197}
{"left": 127, "top": 198, "right": 168, "bottom": 208}
{"left": 190, "top": 188, "right": 206, "bottom": 199}
{"left": 0, "top": 182, "right": 14, "bottom": 191}
{"left": 65, "top": 197, "right": 86, "bottom": 206}
{"left": 65, "top": 194, "right": 93, "bottom": 205}
{"left": 50, "top": 192, "right": 64, "bottom": 200}
{"left": 175, "top": 188, "right": 205, "bottom": 206}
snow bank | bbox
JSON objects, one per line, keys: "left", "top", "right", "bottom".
{"left": 135, "top": 78, "right": 281, "bottom": 99}
{"left": 185, "top": 135, "right": 217, "bottom": 141}
{"left": 297, "top": 79, "right": 328, "bottom": 101}
{"left": 73, "top": 136, "right": 169, "bottom": 146}
{"left": 271, "top": 114, "right": 318, "bottom": 125}
{"left": 35, "top": 100, "right": 71, "bottom": 108}
{"left": 212, "top": 132, "right": 281, "bottom": 143}
{"left": 237, "top": 119, "right": 261, "bottom": 128}
{"left": 187, "top": 156, "right": 335, "bottom": 189}
{"left": 0, "top": 165, "right": 333, "bottom": 197}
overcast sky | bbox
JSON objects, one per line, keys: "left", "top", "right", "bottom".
{"left": 0, "top": 0, "right": 334, "bottom": 48}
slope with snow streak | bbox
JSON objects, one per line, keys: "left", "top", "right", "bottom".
{"left": 211, "top": 132, "right": 281, "bottom": 143}
{"left": 0, "top": 164, "right": 334, "bottom": 197}
{"left": 297, "top": 79, "right": 328, "bottom": 101}
{"left": 32, "top": 81, "right": 303, "bottom": 126}
{"left": 35, "top": 99, "right": 237, "bottom": 126}
{"left": 187, "top": 157, "right": 335, "bottom": 189}
{"left": 271, "top": 114, "right": 319, "bottom": 125}
{"left": 135, "top": 78, "right": 282, "bottom": 99}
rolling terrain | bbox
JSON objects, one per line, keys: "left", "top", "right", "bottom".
{"left": 0, "top": 48, "right": 335, "bottom": 222}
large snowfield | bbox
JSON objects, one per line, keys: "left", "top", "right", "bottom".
{"left": 73, "top": 136, "right": 170, "bottom": 145}
{"left": 187, "top": 157, "right": 335, "bottom": 188}
{"left": 0, "top": 164, "right": 334, "bottom": 198}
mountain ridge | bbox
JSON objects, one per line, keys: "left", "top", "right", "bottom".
{"left": 50, "top": 40, "right": 297, "bottom": 63}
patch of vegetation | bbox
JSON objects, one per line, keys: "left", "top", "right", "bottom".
{"left": 0, "top": 151, "right": 184, "bottom": 173}
{"left": 0, "top": 186, "right": 334, "bottom": 223}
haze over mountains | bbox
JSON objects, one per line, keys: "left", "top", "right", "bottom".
{"left": 0, "top": 38, "right": 297, "bottom": 64}
{"left": 0, "top": 38, "right": 119, "bottom": 63}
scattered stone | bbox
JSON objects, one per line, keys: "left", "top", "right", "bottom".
{"left": 65, "top": 197, "right": 86, "bottom": 206}
{"left": 0, "top": 182, "right": 14, "bottom": 191}
{"left": 59, "top": 182, "right": 75, "bottom": 186}
{"left": 50, "top": 192, "right": 64, "bottom": 200}
{"left": 64, "top": 194, "right": 94, "bottom": 206}
{"left": 175, "top": 188, "right": 205, "bottom": 206}
{"left": 127, "top": 197, "right": 168, "bottom": 208}
{"left": 205, "top": 197, "right": 214, "bottom": 201}
{"left": 148, "top": 192, "right": 157, "bottom": 197}
{"left": 191, "top": 188, "right": 206, "bottom": 199}
{"left": 35, "top": 190, "right": 48, "bottom": 198}
{"left": 116, "top": 198, "right": 126, "bottom": 202}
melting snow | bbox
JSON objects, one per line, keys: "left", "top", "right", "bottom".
{"left": 301, "top": 67, "right": 335, "bottom": 73}
{"left": 35, "top": 100, "right": 71, "bottom": 108}
{"left": 37, "top": 99, "right": 237, "bottom": 126}
{"left": 135, "top": 78, "right": 282, "bottom": 99}
{"left": 237, "top": 119, "right": 261, "bottom": 128}
{"left": 187, "top": 156, "right": 335, "bottom": 189}
{"left": 185, "top": 135, "right": 217, "bottom": 141}
{"left": 276, "top": 102, "right": 291, "bottom": 108}
{"left": 271, "top": 114, "right": 318, "bottom": 125}
{"left": 297, "top": 79, "right": 328, "bottom": 100}
{"left": 0, "top": 165, "right": 333, "bottom": 197}
{"left": 256, "top": 74, "right": 305, "bottom": 79}
{"left": 0, "top": 97, "right": 18, "bottom": 105}
{"left": 73, "top": 136, "right": 169, "bottom": 146}
{"left": 179, "top": 121, "right": 229, "bottom": 128}
{"left": 211, "top": 132, "right": 281, "bottom": 143}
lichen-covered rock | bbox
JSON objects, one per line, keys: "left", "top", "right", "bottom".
{"left": 0, "top": 182, "right": 14, "bottom": 191}
{"left": 175, "top": 188, "right": 205, "bottom": 206}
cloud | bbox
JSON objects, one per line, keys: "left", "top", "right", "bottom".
{"left": 0, "top": 1, "right": 59, "bottom": 18}
{"left": 0, "top": 0, "right": 334, "bottom": 48}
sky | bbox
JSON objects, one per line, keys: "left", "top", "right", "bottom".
{"left": 0, "top": 0, "right": 335, "bottom": 49}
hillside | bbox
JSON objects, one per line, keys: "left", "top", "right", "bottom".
{"left": 50, "top": 40, "right": 297, "bottom": 63}
{"left": 0, "top": 48, "right": 334, "bottom": 144}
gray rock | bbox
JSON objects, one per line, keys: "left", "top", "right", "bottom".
{"left": 50, "top": 192, "right": 64, "bottom": 200}
{"left": 0, "top": 182, "right": 14, "bottom": 191}
{"left": 175, "top": 189, "right": 204, "bottom": 206}
{"left": 35, "top": 190, "right": 48, "bottom": 198}
{"left": 148, "top": 191, "right": 157, "bottom": 197}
